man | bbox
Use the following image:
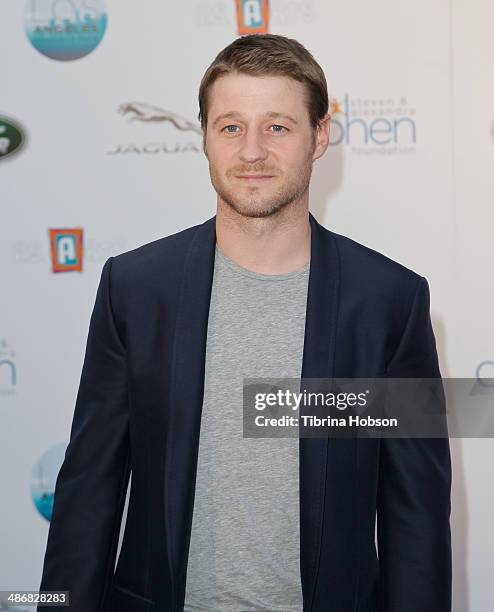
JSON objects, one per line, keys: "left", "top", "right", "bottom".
{"left": 38, "top": 34, "right": 452, "bottom": 611}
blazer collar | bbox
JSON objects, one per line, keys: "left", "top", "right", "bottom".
{"left": 165, "top": 211, "right": 341, "bottom": 609}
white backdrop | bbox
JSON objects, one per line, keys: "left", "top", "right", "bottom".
{"left": 1, "top": 1, "right": 493, "bottom": 610}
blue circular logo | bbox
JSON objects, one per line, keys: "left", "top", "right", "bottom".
{"left": 24, "top": 0, "right": 107, "bottom": 61}
{"left": 476, "top": 360, "right": 494, "bottom": 388}
{"left": 31, "top": 443, "right": 67, "bottom": 522}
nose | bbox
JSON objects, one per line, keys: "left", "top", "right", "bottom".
{"left": 238, "top": 127, "right": 268, "bottom": 164}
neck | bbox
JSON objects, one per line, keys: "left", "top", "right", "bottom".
{"left": 215, "top": 198, "right": 311, "bottom": 275}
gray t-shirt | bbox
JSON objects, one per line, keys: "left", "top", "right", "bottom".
{"left": 183, "top": 243, "right": 310, "bottom": 612}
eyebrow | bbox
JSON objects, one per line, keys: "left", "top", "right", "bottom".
{"left": 211, "top": 111, "right": 299, "bottom": 127}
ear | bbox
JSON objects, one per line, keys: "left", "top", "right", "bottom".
{"left": 202, "top": 129, "right": 208, "bottom": 159}
{"left": 312, "top": 113, "right": 331, "bottom": 161}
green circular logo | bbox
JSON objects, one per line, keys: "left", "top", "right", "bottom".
{"left": 0, "top": 116, "right": 26, "bottom": 161}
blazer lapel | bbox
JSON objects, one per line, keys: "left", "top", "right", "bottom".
{"left": 299, "top": 212, "right": 340, "bottom": 608}
{"left": 164, "top": 214, "right": 217, "bottom": 605}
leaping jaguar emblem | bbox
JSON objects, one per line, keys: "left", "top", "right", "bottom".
{"left": 118, "top": 102, "right": 202, "bottom": 135}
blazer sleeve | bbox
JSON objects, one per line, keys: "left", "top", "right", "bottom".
{"left": 38, "top": 256, "right": 131, "bottom": 612}
{"left": 377, "top": 276, "right": 452, "bottom": 611}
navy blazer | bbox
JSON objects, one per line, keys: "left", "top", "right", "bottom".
{"left": 38, "top": 212, "right": 452, "bottom": 612}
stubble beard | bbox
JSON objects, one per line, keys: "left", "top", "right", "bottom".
{"left": 209, "top": 157, "right": 314, "bottom": 219}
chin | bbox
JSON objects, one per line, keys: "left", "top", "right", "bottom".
{"left": 225, "top": 198, "right": 289, "bottom": 219}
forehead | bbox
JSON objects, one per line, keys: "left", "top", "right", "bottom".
{"left": 207, "top": 73, "right": 308, "bottom": 119}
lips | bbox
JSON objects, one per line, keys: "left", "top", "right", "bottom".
{"left": 235, "top": 175, "right": 274, "bottom": 179}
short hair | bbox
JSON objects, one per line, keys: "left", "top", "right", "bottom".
{"left": 198, "top": 34, "right": 329, "bottom": 132}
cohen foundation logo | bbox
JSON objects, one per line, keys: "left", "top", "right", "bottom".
{"left": 329, "top": 94, "right": 417, "bottom": 155}
{"left": 24, "top": 0, "right": 107, "bottom": 61}
{"left": 0, "top": 339, "right": 17, "bottom": 397}
{"left": 108, "top": 102, "right": 203, "bottom": 155}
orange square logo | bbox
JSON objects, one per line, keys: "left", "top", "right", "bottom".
{"left": 236, "top": 0, "right": 269, "bottom": 35}
{"left": 48, "top": 228, "right": 83, "bottom": 272}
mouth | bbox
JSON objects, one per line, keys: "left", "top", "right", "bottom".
{"left": 235, "top": 175, "right": 274, "bottom": 181}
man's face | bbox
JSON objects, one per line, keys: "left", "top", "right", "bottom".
{"left": 204, "top": 72, "right": 328, "bottom": 218}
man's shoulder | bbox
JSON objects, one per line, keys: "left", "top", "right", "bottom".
{"left": 326, "top": 228, "right": 426, "bottom": 309}
{"left": 107, "top": 216, "right": 213, "bottom": 286}
{"left": 329, "top": 228, "right": 423, "bottom": 282}
{"left": 114, "top": 217, "right": 208, "bottom": 264}
{"left": 99, "top": 217, "right": 214, "bottom": 300}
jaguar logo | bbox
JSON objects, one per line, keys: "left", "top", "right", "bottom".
{"left": 108, "top": 102, "right": 203, "bottom": 155}
{"left": 118, "top": 102, "right": 202, "bottom": 135}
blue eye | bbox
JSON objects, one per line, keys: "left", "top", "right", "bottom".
{"left": 221, "top": 124, "right": 287, "bottom": 134}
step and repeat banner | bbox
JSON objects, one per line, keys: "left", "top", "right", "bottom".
{"left": 1, "top": 1, "right": 493, "bottom": 610}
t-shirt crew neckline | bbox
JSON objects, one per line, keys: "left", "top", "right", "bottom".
{"left": 215, "top": 243, "right": 310, "bottom": 281}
